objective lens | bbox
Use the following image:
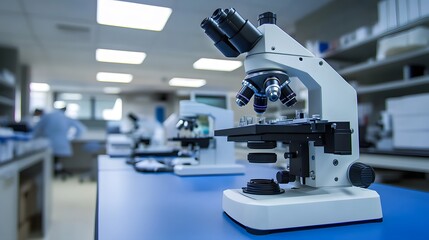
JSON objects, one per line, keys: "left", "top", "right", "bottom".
{"left": 183, "top": 121, "right": 189, "bottom": 130}
{"left": 279, "top": 84, "right": 297, "bottom": 107}
{"left": 236, "top": 84, "right": 255, "bottom": 107}
{"left": 253, "top": 95, "right": 267, "bottom": 114}
{"left": 264, "top": 77, "right": 281, "bottom": 102}
{"left": 176, "top": 119, "right": 184, "bottom": 130}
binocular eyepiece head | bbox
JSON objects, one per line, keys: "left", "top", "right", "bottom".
{"left": 202, "top": 9, "right": 294, "bottom": 115}
{"left": 201, "top": 8, "right": 263, "bottom": 57}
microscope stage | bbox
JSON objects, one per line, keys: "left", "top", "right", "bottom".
{"left": 223, "top": 186, "right": 382, "bottom": 233}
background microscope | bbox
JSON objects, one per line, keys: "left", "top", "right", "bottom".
{"left": 106, "top": 112, "right": 173, "bottom": 159}
{"left": 201, "top": 8, "right": 383, "bottom": 233}
{"left": 168, "top": 100, "right": 245, "bottom": 176}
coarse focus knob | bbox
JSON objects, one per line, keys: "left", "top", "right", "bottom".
{"left": 348, "top": 162, "right": 375, "bottom": 188}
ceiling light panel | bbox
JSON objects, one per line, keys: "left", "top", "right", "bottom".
{"left": 30, "top": 82, "right": 50, "bottom": 92}
{"left": 96, "top": 49, "right": 146, "bottom": 64}
{"left": 97, "top": 0, "right": 172, "bottom": 31}
{"left": 97, "top": 72, "right": 133, "bottom": 83}
{"left": 169, "top": 78, "right": 206, "bottom": 88}
{"left": 193, "top": 58, "right": 242, "bottom": 71}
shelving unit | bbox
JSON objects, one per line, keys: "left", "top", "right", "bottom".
{"left": 0, "top": 46, "right": 18, "bottom": 121}
{"left": 319, "top": 11, "right": 429, "bottom": 113}
{"left": 296, "top": 1, "right": 429, "bottom": 171}
{"left": 322, "top": 16, "right": 429, "bottom": 61}
{"left": 338, "top": 47, "right": 429, "bottom": 84}
{"left": 0, "top": 95, "right": 14, "bottom": 106}
{"left": 356, "top": 75, "right": 429, "bottom": 95}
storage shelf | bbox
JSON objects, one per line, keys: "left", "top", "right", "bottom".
{"left": 321, "top": 16, "right": 429, "bottom": 61}
{"left": 356, "top": 75, "right": 429, "bottom": 95}
{"left": 0, "top": 95, "right": 14, "bottom": 106}
{"left": 338, "top": 47, "right": 429, "bottom": 84}
{"left": 0, "top": 76, "right": 14, "bottom": 89}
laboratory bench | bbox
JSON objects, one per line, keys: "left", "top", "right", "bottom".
{"left": 96, "top": 155, "right": 429, "bottom": 240}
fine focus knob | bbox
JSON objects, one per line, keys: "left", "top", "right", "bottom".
{"left": 276, "top": 171, "right": 296, "bottom": 184}
{"left": 348, "top": 162, "right": 375, "bottom": 188}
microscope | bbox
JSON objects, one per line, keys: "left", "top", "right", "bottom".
{"left": 201, "top": 9, "right": 382, "bottom": 233}
{"left": 169, "top": 100, "right": 245, "bottom": 176}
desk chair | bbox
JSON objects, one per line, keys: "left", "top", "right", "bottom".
{"left": 79, "top": 141, "right": 104, "bottom": 182}
{"left": 54, "top": 156, "right": 73, "bottom": 180}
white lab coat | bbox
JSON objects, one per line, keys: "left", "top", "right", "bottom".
{"left": 33, "top": 110, "right": 86, "bottom": 157}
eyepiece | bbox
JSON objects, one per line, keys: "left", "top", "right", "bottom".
{"left": 264, "top": 77, "right": 281, "bottom": 102}
{"left": 209, "top": 8, "right": 262, "bottom": 54}
{"left": 253, "top": 95, "right": 267, "bottom": 114}
{"left": 279, "top": 84, "right": 297, "bottom": 107}
{"left": 236, "top": 83, "right": 255, "bottom": 107}
{"left": 200, "top": 18, "right": 221, "bottom": 42}
{"left": 212, "top": 8, "right": 228, "bottom": 22}
{"left": 212, "top": 8, "right": 246, "bottom": 37}
{"left": 200, "top": 17, "right": 240, "bottom": 57}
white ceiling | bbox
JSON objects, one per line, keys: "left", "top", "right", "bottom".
{"left": 0, "top": 0, "right": 331, "bottom": 94}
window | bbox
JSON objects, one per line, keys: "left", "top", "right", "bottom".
{"left": 54, "top": 92, "right": 122, "bottom": 120}
{"left": 95, "top": 96, "right": 122, "bottom": 120}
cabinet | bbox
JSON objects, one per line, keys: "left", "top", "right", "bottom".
{"left": 0, "top": 164, "right": 18, "bottom": 240}
{"left": 0, "top": 149, "right": 52, "bottom": 240}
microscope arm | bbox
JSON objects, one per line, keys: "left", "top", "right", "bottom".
{"left": 244, "top": 24, "right": 359, "bottom": 165}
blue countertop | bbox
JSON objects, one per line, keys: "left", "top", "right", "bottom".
{"left": 96, "top": 156, "right": 429, "bottom": 240}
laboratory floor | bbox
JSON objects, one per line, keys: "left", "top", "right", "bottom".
{"left": 34, "top": 176, "right": 97, "bottom": 240}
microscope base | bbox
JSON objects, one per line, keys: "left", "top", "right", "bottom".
{"left": 223, "top": 186, "right": 382, "bottom": 234}
{"left": 174, "top": 164, "right": 245, "bottom": 176}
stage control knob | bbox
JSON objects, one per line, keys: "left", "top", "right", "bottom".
{"left": 348, "top": 162, "right": 375, "bottom": 188}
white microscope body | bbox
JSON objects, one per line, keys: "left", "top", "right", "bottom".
{"left": 173, "top": 100, "right": 245, "bottom": 176}
{"left": 202, "top": 9, "right": 383, "bottom": 233}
